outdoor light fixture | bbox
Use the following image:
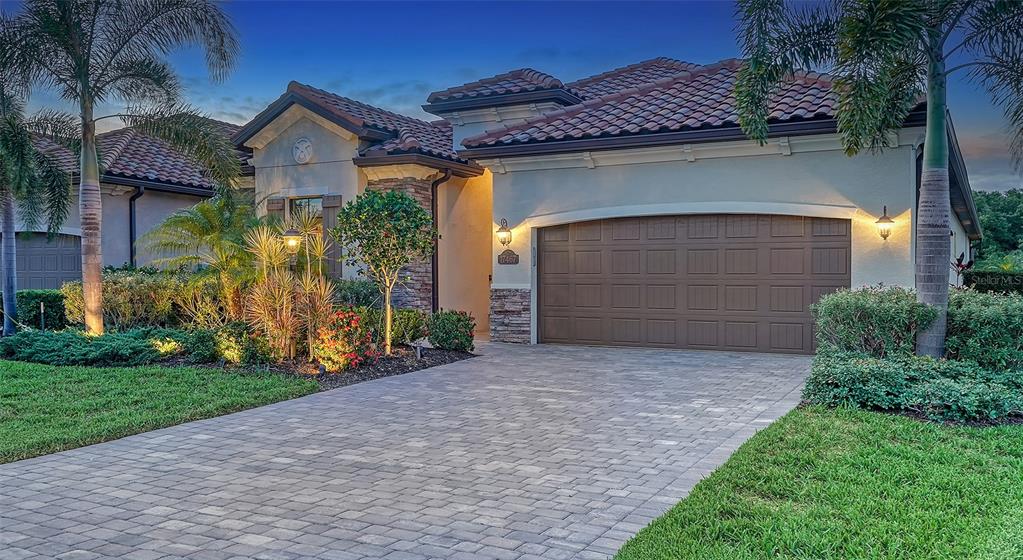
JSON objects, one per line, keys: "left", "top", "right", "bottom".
{"left": 875, "top": 206, "right": 894, "bottom": 241}
{"left": 282, "top": 228, "right": 303, "bottom": 253}
{"left": 496, "top": 219, "right": 512, "bottom": 246}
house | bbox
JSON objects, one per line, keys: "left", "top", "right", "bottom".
{"left": 21, "top": 56, "right": 980, "bottom": 355}
{"left": 20, "top": 118, "right": 251, "bottom": 288}
{"left": 234, "top": 56, "right": 978, "bottom": 353}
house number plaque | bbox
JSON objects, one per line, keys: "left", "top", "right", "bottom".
{"left": 498, "top": 249, "right": 519, "bottom": 265}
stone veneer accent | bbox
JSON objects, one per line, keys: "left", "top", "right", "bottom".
{"left": 490, "top": 288, "right": 531, "bottom": 343}
{"left": 367, "top": 177, "right": 434, "bottom": 312}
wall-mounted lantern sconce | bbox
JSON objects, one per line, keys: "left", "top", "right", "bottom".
{"left": 875, "top": 206, "right": 894, "bottom": 241}
{"left": 496, "top": 219, "right": 513, "bottom": 246}
{"left": 282, "top": 228, "right": 303, "bottom": 253}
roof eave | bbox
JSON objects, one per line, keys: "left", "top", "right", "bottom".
{"left": 460, "top": 109, "right": 928, "bottom": 158}
{"left": 946, "top": 113, "right": 982, "bottom": 240}
{"left": 422, "top": 88, "right": 584, "bottom": 116}
{"left": 353, "top": 153, "right": 484, "bottom": 178}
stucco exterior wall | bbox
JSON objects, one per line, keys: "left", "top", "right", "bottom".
{"left": 437, "top": 171, "right": 493, "bottom": 337}
{"left": 950, "top": 213, "right": 969, "bottom": 286}
{"left": 487, "top": 134, "right": 920, "bottom": 294}
{"left": 482, "top": 133, "right": 929, "bottom": 341}
{"left": 15, "top": 184, "right": 206, "bottom": 270}
{"left": 133, "top": 190, "right": 209, "bottom": 265}
{"left": 250, "top": 111, "right": 364, "bottom": 213}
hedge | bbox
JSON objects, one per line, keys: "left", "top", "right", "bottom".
{"left": 0, "top": 290, "right": 67, "bottom": 330}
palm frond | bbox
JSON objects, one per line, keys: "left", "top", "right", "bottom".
{"left": 121, "top": 104, "right": 242, "bottom": 193}
{"left": 734, "top": 0, "right": 839, "bottom": 143}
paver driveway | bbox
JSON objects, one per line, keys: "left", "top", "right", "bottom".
{"left": 0, "top": 343, "right": 809, "bottom": 560}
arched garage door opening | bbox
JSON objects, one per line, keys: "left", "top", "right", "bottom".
{"left": 7, "top": 233, "right": 83, "bottom": 290}
{"left": 538, "top": 214, "right": 851, "bottom": 354}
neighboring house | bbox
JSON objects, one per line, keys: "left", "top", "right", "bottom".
{"left": 20, "top": 118, "right": 251, "bottom": 288}
{"left": 21, "top": 56, "right": 980, "bottom": 355}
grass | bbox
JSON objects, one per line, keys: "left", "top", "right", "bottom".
{"left": 0, "top": 360, "right": 318, "bottom": 464}
{"left": 615, "top": 406, "right": 1023, "bottom": 560}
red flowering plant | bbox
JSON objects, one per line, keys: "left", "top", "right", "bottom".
{"left": 312, "top": 308, "right": 379, "bottom": 373}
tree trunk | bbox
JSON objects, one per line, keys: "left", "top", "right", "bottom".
{"left": 79, "top": 101, "right": 104, "bottom": 335}
{"left": 2, "top": 188, "right": 18, "bottom": 336}
{"left": 383, "top": 282, "right": 393, "bottom": 356}
{"left": 916, "top": 42, "right": 951, "bottom": 358}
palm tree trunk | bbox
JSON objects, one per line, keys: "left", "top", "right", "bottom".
{"left": 79, "top": 101, "right": 104, "bottom": 335}
{"left": 2, "top": 188, "right": 18, "bottom": 336}
{"left": 916, "top": 41, "right": 951, "bottom": 358}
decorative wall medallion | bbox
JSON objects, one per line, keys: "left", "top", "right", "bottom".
{"left": 498, "top": 249, "right": 519, "bottom": 265}
{"left": 292, "top": 137, "right": 313, "bottom": 164}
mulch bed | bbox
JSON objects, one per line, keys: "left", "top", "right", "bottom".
{"left": 243, "top": 346, "right": 475, "bottom": 391}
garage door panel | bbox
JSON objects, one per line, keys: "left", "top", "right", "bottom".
{"left": 539, "top": 214, "right": 850, "bottom": 354}
{"left": 6, "top": 233, "right": 82, "bottom": 290}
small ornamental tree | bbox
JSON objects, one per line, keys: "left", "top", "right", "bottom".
{"left": 330, "top": 190, "right": 434, "bottom": 355}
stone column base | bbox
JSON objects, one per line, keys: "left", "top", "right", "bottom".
{"left": 490, "top": 288, "right": 531, "bottom": 343}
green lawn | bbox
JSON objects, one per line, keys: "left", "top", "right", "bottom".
{"left": 0, "top": 360, "right": 318, "bottom": 464}
{"left": 615, "top": 406, "right": 1023, "bottom": 560}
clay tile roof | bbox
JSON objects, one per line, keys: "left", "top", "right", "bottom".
{"left": 462, "top": 59, "right": 842, "bottom": 149}
{"left": 426, "top": 68, "right": 567, "bottom": 103}
{"left": 287, "top": 81, "right": 468, "bottom": 163}
{"left": 32, "top": 117, "right": 245, "bottom": 191}
{"left": 567, "top": 57, "right": 703, "bottom": 99}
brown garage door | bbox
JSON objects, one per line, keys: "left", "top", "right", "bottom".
{"left": 538, "top": 214, "right": 850, "bottom": 354}
{"left": 12, "top": 233, "right": 82, "bottom": 289}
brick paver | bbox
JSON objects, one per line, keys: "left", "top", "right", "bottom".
{"left": 0, "top": 343, "right": 808, "bottom": 559}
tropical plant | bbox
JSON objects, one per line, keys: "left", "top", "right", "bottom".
{"left": 0, "top": 0, "right": 242, "bottom": 335}
{"left": 0, "top": 81, "right": 74, "bottom": 336}
{"left": 734, "top": 0, "right": 1023, "bottom": 357}
{"left": 138, "top": 195, "right": 256, "bottom": 320}
{"left": 330, "top": 190, "right": 435, "bottom": 355}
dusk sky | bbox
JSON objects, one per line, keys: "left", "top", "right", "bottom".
{"left": 10, "top": 0, "right": 1020, "bottom": 191}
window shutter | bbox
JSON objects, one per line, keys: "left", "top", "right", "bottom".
{"left": 266, "top": 197, "right": 285, "bottom": 221}
{"left": 322, "top": 195, "right": 343, "bottom": 278}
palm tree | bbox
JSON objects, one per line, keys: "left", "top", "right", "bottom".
{"left": 734, "top": 0, "right": 1023, "bottom": 357}
{"left": 0, "top": 82, "right": 74, "bottom": 335}
{"left": 137, "top": 194, "right": 255, "bottom": 320}
{"left": 0, "top": 0, "right": 241, "bottom": 335}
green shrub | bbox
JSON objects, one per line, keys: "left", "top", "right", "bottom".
{"left": 61, "top": 271, "right": 184, "bottom": 330}
{"left": 335, "top": 279, "right": 380, "bottom": 307}
{"left": 964, "top": 270, "right": 1023, "bottom": 294}
{"left": 392, "top": 308, "right": 428, "bottom": 345}
{"left": 215, "top": 322, "right": 273, "bottom": 365}
{"left": 804, "top": 350, "right": 914, "bottom": 411}
{"left": 946, "top": 289, "right": 1023, "bottom": 370}
{"left": 427, "top": 310, "right": 475, "bottom": 352}
{"left": 805, "top": 347, "right": 1023, "bottom": 423}
{"left": 812, "top": 286, "right": 936, "bottom": 358}
{"left": 184, "top": 329, "right": 220, "bottom": 363}
{"left": 9, "top": 290, "right": 67, "bottom": 330}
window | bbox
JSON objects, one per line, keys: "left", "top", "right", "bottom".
{"left": 289, "top": 196, "right": 323, "bottom": 237}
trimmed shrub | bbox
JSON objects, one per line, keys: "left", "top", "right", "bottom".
{"left": 62, "top": 271, "right": 184, "bottom": 330}
{"left": 805, "top": 347, "right": 1023, "bottom": 423}
{"left": 812, "top": 286, "right": 936, "bottom": 358}
{"left": 312, "top": 309, "right": 378, "bottom": 372}
{"left": 965, "top": 270, "right": 1023, "bottom": 294}
{"left": 184, "top": 329, "right": 220, "bottom": 363}
{"left": 1, "top": 290, "right": 67, "bottom": 330}
{"left": 427, "top": 310, "right": 475, "bottom": 352}
{"left": 215, "top": 322, "right": 273, "bottom": 365}
{"left": 335, "top": 279, "right": 381, "bottom": 307}
{"left": 946, "top": 289, "right": 1023, "bottom": 370}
